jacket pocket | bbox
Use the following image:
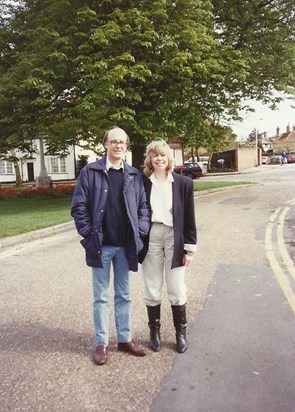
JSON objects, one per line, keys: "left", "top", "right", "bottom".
{"left": 80, "top": 233, "right": 98, "bottom": 256}
{"left": 137, "top": 234, "right": 144, "bottom": 253}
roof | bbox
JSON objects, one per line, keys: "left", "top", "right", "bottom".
{"left": 276, "top": 130, "right": 295, "bottom": 141}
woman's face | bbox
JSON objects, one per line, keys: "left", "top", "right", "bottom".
{"left": 151, "top": 151, "right": 168, "bottom": 171}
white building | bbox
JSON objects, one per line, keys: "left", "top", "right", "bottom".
{"left": 0, "top": 139, "right": 132, "bottom": 184}
{"left": 0, "top": 139, "right": 76, "bottom": 184}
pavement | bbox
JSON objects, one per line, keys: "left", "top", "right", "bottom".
{"left": 150, "top": 264, "right": 295, "bottom": 412}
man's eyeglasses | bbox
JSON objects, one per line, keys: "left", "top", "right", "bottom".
{"left": 108, "top": 140, "right": 127, "bottom": 147}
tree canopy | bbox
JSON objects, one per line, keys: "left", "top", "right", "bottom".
{"left": 0, "top": 0, "right": 294, "bottom": 166}
{"left": 212, "top": 0, "right": 295, "bottom": 104}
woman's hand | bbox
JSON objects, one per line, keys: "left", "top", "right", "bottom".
{"left": 182, "top": 252, "right": 194, "bottom": 267}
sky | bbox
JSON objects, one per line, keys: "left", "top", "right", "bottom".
{"left": 230, "top": 97, "right": 295, "bottom": 141}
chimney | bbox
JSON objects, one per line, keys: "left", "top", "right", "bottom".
{"left": 286, "top": 124, "right": 290, "bottom": 133}
{"left": 264, "top": 132, "right": 267, "bottom": 139}
{"left": 276, "top": 127, "right": 280, "bottom": 137}
{"left": 293, "top": 126, "right": 295, "bottom": 132}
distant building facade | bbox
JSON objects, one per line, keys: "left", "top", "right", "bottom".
{"left": 0, "top": 139, "right": 76, "bottom": 184}
{"left": 0, "top": 139, "right": 132, "bottom": 184}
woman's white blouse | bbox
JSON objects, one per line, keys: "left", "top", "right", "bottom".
{"left": 149, "top": 172, "right": 174, "bottom": 227}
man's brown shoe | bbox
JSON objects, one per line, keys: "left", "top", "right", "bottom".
{"left": 93, "top": 345, "right": 108, "bottom": 365}
{"left": 118, "top": 338, "right": 146, "bottom": 357}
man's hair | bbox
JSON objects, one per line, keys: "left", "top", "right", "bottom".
{"left": 103, "top": 127, "right": 130, "bottom": 145}
{"left": 143, "top": 139, "right": 174, "bottom": 176}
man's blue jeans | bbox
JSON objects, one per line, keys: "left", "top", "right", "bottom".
{"left": 91, "top": 246, "right": 131, "bottom": 346}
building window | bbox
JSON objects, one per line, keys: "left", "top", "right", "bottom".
{"left": 47, "top": 157, "right": 67, "bottom": 174}
{"left": 0, "top": 160, "right": 14, "bottom": 174}
{"left": 60, "top": 158, "right": 66, "bottom": 173}
{"left": 6, "top": 162, "right": 13, "bottom": 174}
{"left": 50, "top": 158, "right": 59, "bottom": 173}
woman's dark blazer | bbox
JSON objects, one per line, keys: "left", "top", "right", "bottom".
{"left": 138, "top": 172, "right": 197, "bottom": 269}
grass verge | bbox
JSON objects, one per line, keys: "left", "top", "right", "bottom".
{"left": 0, "top": 196, "right": 72, "bottom": 238}
{"left": 194, "top": 180, "right": 254, "bottom": 191}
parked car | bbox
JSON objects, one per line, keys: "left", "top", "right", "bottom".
{"left": 185, "top": 156, "right": 209, "bottom": 166}
{"left": 261, "top": 155, "right": 270, "bottom": 165}
{"left": 287, "top": 153, "right": 295, "bottom": 164}
{"left": 178, "top": 162, "right": 207, "bottom": 179}
{"left": 269, "top": 155, "right": 282, "bottom": 164}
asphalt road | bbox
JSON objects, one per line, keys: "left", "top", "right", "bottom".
{"left": 1, "top": 164, "right": 295, "bottom": 411}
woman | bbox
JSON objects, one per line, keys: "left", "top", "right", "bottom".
{"left": 139, "top": 140, "right": 197, "bottom": 353}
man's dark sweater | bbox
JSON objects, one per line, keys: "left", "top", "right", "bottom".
{"left": 102, "top": 168, "right": 129, "bottom": 246}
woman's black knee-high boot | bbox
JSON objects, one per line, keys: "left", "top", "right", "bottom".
{"left": 147, "top": 305, "right": 161, "bottom": 352}
{"left": 171, "top": 304, "right": 188, "bottom": 353}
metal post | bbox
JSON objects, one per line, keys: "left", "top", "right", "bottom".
{"left": 255, "top": 128, "right": 258, "bottom": 167}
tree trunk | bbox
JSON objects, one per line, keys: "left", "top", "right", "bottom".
{"left": 131, "top": 145, "right": 145, "bottom": 171}
{"left": 13, "top": 160, "right": 23, "bottom": 186}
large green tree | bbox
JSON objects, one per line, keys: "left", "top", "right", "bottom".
{"left": 1, "top": 0, "right": 220, "bottom": 161}
{"left": 211, "top": 0, "right": 295, "bottom": 104}
{"left": 0, "top": 0, "right": 294, "bottom": 170}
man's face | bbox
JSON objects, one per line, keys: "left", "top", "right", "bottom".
{"left": 105, "top": 129, "right": 128, "bottom": 163}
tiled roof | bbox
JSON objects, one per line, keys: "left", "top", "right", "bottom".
{"left": 277, "top": 131, "right": 295, "bottom": 141}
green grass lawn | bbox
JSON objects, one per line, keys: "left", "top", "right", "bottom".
{"left": 0, "top": 180, "right": 254, "bottom": 239}
{"left": 0, "top": 196, "right": 73, "bottom": 238}
{"left": 194, "top": 180, "right": 254, "bottom": 191}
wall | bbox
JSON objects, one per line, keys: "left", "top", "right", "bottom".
{"left": 236, "top": 147, "right": 260, "bottom": 171}
{"left": 211, "top": 147, "right": 259, "bottom": 172}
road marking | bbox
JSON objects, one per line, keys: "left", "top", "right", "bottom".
{"left": 265, "top": 205, "right": 295, "bottom": 315}
{"left": 265, "top": 249, "right": 295, "bottom": 315}
{"left": 277, "top": 207, "right": 295, "bottom": 282}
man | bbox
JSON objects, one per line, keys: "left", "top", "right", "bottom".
{"left": 71, "top": 127, "right": 150, "bottom": 365}
{"left": 281, "top": 151, "right": 287, "bottom": 165}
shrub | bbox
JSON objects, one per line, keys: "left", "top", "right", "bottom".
{"left": 53, "top": 183, "right": 76, "bottom": 195}
{"left": 0, "top": 183, "right": 76, "bottom": 198}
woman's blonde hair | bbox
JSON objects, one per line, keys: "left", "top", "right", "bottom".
{"left": 143, "top": 139, "right": 174, "bottom": 176}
